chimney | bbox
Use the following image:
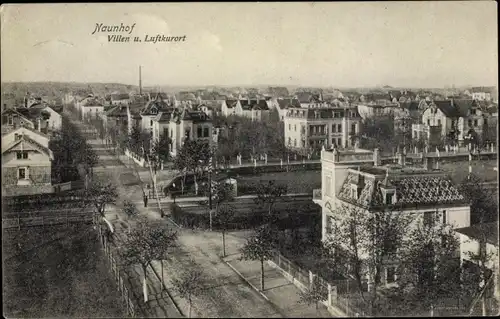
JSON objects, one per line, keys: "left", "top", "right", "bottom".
{"left": 373, "top": 148, "right": 381, "bottom": 166}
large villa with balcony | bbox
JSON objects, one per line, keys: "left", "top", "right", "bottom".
{"left": 313, "top": 146, "right": 472, "bottom": 287}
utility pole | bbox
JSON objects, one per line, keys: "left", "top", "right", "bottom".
{"left": 142, "top": 144, "right": 162, "bottom": 214}
{"left": 208, "top": 156, "right": 213, "bottom": 231}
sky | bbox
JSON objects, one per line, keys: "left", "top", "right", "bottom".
{"left": 1, "top": 2, "right": 498, "bottom": 88}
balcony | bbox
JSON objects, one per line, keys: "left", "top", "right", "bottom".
{"left": 313, "top": 188, "right": 322, "bottom": 205}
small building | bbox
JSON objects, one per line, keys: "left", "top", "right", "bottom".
{"left": 2, "top": 126, "right": 54, "bottom": 196}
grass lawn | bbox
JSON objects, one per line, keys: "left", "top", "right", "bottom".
{"left": 2, "top": 224, "right": 126, "bottom": 318}
{"left": 441, "top": 159, "right": 497, "bottom": 183}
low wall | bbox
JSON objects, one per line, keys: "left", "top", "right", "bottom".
{"left": 124, "top": 149, "right": 148, "bottom": 167}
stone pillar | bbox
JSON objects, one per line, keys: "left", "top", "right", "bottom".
{"left": 280, "top": 159, "right": 283, "bottom": 168}
{"left": 309, "top": 270, "right": 315, "bottom": 289}
{"left": 254, "top": 159, "right": 257, "bottom": 167}
{"left": 491, "top": 143, "right": 495, "bottom": 153}
{"left": 414, "top": 146, "right": 418, "bottom": 154}
{"left": 264, "top": 153, "right": 268, "bottom": 164}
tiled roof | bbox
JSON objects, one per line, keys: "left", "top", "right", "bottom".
{"left": 180, "top": 110, "right": 211, "bottom": 123}
{"left": 399, "top": 101, "right": 420, "bottom": 111}
{"left": 433, "top": 100, "right": 459, "bottom": 118}
{"left": 452, "top": 99, "right": 476, "bottom": 117}
{"left": 296, "top": 92, "right": 314, "bottom": 104}
{"left": 153, "top": 111, "right": 173, "bottom": 122}
{"left": 240, "top": 99, "right": 269, "bottom": 111}
{"left": 225, "top": 100, "right": 238, "bottom": 108}
{"left": 277, "top": 98, "right": 301, "bottom": 109}
{"left": 141, "top": 97, "right": 172, "bottom": 115}
{"left": 81, "top": 98, "right": 104, "bottom": 107}
{"left": 337, "top": 167, "right": 467, "bottom": 210}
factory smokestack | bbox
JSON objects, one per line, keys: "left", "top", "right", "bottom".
{"left": 139, "top": 66, "right": 142, "bottom": 95}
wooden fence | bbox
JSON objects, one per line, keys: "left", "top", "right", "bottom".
{"left": 97, "top": 224, "right": 139, "bottom": 317}
{"left": 2, "top": 212, "right": 93, "bottom": 230}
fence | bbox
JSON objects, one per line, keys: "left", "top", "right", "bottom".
{"left": 268, "top": 249, "right": 367, "bottom": 317}
{"left": 97, "top": 224, "right": 139, "bottom": 317}
{"left": 2, "top": 212, "right": 94, "bottom": 230}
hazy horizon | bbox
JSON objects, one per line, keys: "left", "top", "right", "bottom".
{"left": 1, "top": 2, "right": 498, "bottom": 88}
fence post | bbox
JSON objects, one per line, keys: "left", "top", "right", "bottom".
{"left": 309, "top": 270, "right": 314, "bottom": 289}
{"left": 328, "top": 283, "right": 333, "bottom": 306}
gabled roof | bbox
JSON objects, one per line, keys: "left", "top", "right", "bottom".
{"left": 1, "top": 108, "right": 34, "bottom": 124}
{"left": 153, "top": 111, "right": 173, "bottom": 122}
{"left": 81, "top": 97, "right": 104, "bottom": 107}
{"left": 225, "top": 100, "right": 238, "bottom": 109}
{"left": 141, "top": 96, "right": 172, "bottom": 116}
{"left": 2, "top": 135, "right": 53, "bottom": 160}
{"left": 277, "top": 98, "right": 301, "bottom": 109}
{"left": 432, "top": 100, "right": 460, "bottom": 118}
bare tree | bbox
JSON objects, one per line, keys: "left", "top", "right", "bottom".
{"left": 240, "top": 224, "right": 277, "bottom": 291}
{"left": 215, "top": 203, "right": 236, "bottom": 257}
{"left": 119, "top": 220, "right": 178, "bottom": 303}
{"left": 83, "top": 180, "right": 118, "bottom": 231}
{"left": 171, "top": 264, "right": 205, "bottom": 318}
{"left": 254, "top": 180, "right": 287, "bottom": 216}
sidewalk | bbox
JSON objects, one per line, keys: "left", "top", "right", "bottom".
{"left": 223, "top": 253, "right": 333, "bottom": 318}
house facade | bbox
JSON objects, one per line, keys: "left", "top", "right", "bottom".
{"left": 169, "top": 109, "right": 213, "bottom": 156}
{"left": 470, "top": 87, "right": 494, "bottom": 101}
{"left": 140, "top": 95, "right": 173, "bottom": 136}
{"left": 316, "top": 148, "right": 471, "bottom": 287}
{"left": 412, "top": 99, "right": 496, "bottom": 146}
{"left": 151, "top": 111, "right": 173, "bottom": 143}
{"left": 2, "top": 126, "right": 54, "bottom": 196}
{"left": 1, "top": 109, "right": 35, "bottom": 135}
{"left": 78, "top": 95, "right": 104, "bottom": 120}
{"left": 284, "top": 106, "right": 362, "bottom": 155}
{"left": 110, "top": 92, "right": 131, "bottom": 106}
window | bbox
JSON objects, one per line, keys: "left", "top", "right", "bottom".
{"left": 288, "top": 137, "right": 292, "bottom": 145}
{"left": 150, "top": 120, "right": 153, "bottom": 127}
{"left": 385, "top": 193, "right": 393, "bottom": 205}
{"left": 468, "top": 119, "right": 473, "bottom": 127}
{"left": 15, "top": 133, "right": 21, "bottom": 141}
{"left": 332, "top": 124, "right": 336, "bottom": 133}
{"left": 474, "top": 119, "right": 478, "bottom": 127}
{"left": 16, "top": 152, "right": 28, "bottom": 160}
{"left": 325, "top": 176, "right": 331, "bottom": 196}
{"left": 386, "top": 267, "right": 396, "bottom": 284}
{"left": 337, "top": 138, "right": 342, "bottom": 146}
{"left": 337, "top": 124, "right": 342, "bottom": 132}
{"left": 294, "top": 124, "right": 297, "bottom": 132}
{"left": 204, "top": 127, "right": 209, "bottom": 137}
{"left": 163, "top": 128, "right": 168, "bottom": 137}
{"left": 197, "top": 127, "right": 202, "bottom": 137}
{"left": 289, "top": 124, "right": 291, "bottom": 130}
{"left": 484, "top": 119, "right": 488, "bottom": 126}
{"left": 424, "top": 211, "right": 435, "bottom": 227}
{"left": 427, "top": 119, "right": 430, "bottom": 125}
{"left": 294, "top": 139, "right": 297, "bottom": 147}
{"left": 18, "top": 168, "right": 26, "bottom": 180}
{"left": 442, "top": 210, "right": 447, "bottom": 224}
{"left": 8, "top": 116, "right": 13, "bottom": 125}
{"left": 351, "top": 123, "right": 356, "bottom": 133}
{"left": 437, "top": 119, "right": 441, "bottom": 126}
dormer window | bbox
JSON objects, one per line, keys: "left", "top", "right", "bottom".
{"left": 151, "top": 107, "right": 158, "bottom": 115}
{"left": 385, "top": 193, "right": 394, "bottom": 205}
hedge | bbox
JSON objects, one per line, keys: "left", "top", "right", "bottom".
{"left": 170, "top": 202, "right": 321, "bottom": 231}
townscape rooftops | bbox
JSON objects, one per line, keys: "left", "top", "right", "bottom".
{"left": 455, "top": 222, "right": 499, "bottom": 246}
{"left": 240, "top": 99, "right": 269, "bottom": 111}
{"left": 471, "top": 87, "right": 496, "bottom": 93}
{"left": 286, "top": 106, "right": 359, "bottom": 119}
{"left": 225, "top": 100, "right": 238, "bottom": 108}
{"left": 111, "top": 93, "right": 130, "bottom": 101}
{"left": 277, "top": 98, "right": 301, "bottom": 109}
{"left": 337, "top": 165, "right": 467, "bottom": 210}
